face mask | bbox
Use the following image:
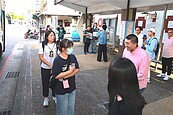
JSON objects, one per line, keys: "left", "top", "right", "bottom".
{"left": 67, "top": 48, "right": 73, "bottom": 55}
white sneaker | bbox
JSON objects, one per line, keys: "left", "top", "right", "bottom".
{"left": 163, "top": 75, "right": 170, "bottom": 81}
{"left": 43, "top": 98, "right": 49, "bottom": 107}
{"left": 156, "top": 73, "right": 165, "bottom": 77}
{"left": 53, "top": 97, "right": 57, "bottom": 104}
{"left": 147, "top": 79, "right": 150, "bottom": 83}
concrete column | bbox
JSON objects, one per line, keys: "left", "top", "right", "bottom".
{"left": 85, "top": 7, "right": 87, "bottom": 29}
{"left": 118, "top": 8, "right": 136, "bottom": 56}
{"left": 76, "top": 14, "right": 85, "bottom": 43}
{"left": 89, "top": 13, "right": 93, "bottom": 27}
{"left": 45, "top": 15, "right": 52, "bottom": 26}
{"left": 121, "top": 8, "right": 136, "bottom": 21}
{"left": 51, "top": 16, "right": 57, "bottom": 29}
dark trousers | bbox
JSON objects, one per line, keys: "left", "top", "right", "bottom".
{"left": 97, "top": 44, "right": 107, "bottom": 62}
{"left": 84, "top": 41, "right": 90, "bottom": 53}
{"left": 41, "top": 68, "right": 55, "bottom": 97}
{"left": 58, "top": 36, "right": 64, "bottom": 41}
{"left": 162, "top": 57, "right": 173, "bottom": 75}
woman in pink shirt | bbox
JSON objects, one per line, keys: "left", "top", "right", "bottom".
{"left": 157, "top": 30, "right": 173, "bottom": 80}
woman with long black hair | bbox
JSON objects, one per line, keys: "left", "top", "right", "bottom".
{"left": 38, "top": 30, "right": 57, "bottom": 107}
{"left": 108, "top": 57, "right": 146, "bottom": 115}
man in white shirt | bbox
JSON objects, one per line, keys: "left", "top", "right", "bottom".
{"left": 135, "top": 27, "right": 146, "bottom": 48}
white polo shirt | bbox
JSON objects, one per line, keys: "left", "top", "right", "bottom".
{"left": 135, "top": 33, "right": 144, "bottom": 48}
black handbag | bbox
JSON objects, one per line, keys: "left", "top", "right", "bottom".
{"left": 49, "top": 55, "right": 71, "bottom": 89}
{"left": 49, "top": 76, "right": 56, "bottom": 89}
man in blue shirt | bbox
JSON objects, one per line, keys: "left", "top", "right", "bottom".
{"left": 144, "top": 27, "right": 158, "bottom": 83}
{"left": 145, "top": 28, "right": 158, "bottom": 60}
{"left": 97, "top": 25, "right": 107, "bottom": 62}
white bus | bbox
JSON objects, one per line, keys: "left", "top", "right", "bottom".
{"left": 0, "top": 0, "right": 5, "bottom": 57}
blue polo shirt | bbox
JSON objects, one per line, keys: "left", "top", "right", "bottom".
{"left": 97, "top": 30, "right": 107, "bottom": 45}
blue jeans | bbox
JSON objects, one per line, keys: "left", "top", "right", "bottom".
{"left": 90, "top": 39, "right": 97, "bottom": 53}
{"left": 56, "top": 90, "right": 76, "bottom": 115}
{"left": 140, "top": 88, "right": 145, "bottom": 94}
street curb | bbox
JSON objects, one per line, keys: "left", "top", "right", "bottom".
{"left": 11, "top": 44, "right": 32, "bottom": 115}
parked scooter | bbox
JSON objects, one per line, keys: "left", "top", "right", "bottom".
{"left": 24, "top": 29, "right": 31, "bottom": 39}
{"left": 24, "top": 29, "right": 39, "bottom": 39}
{"left": 29, "top": 30, "right": 39, "bottom": 39}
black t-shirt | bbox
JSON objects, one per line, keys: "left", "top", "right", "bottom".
{"left": 108, "top": 99, "right": 143, "bottom": 115}
{"left": 52, "top": 54, "right": 79, "bottom": 95}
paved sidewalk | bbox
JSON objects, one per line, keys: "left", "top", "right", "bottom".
{"left": 9, "top": 40, "right": 173, "bottom": 115}
{"left": 29, "top": 41, "right": 111, "bottom": 115}
{"left": 143, "top": 95, "right": 173, "bottom": 115}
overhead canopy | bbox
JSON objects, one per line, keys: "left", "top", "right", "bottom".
{"left": 54, "top": 0, "right": 173, "bottom": 14}
{"left": 41, "top": 5, "right": 81, "bottom": 16}
{"left": 42, "top": 0, "right": 81, "bottom": 16}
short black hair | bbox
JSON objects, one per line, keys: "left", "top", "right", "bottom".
{"left": 47, "top": 25, "right": 50, "bottom": 28}
{"left": 125, "top": 34, "right": 138, "bottom": 44}
{"left": 59, "top": 39, "right": 74, "bottom": 52}
{"left": 136, "top": 26, "right": 142, "bottom": 31}
{"left": 102, "top": 25, "right": 107, "bottom": 30}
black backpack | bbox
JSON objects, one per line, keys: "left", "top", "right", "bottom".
{"left": 40, "top": 41, "right": 45, "bottom": 65}
{"left": 155, "top": 40, "right": 159, "bottom": 57}
{"left": 141, "top": 35, "right": 147, "bottom": 49}
{"left": 148, "top": 37, "right": 159, "bottom": 56}
{"left": 42, "top": 41, "right": 45, "bottom": 51}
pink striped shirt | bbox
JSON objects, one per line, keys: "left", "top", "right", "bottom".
{"left": 123, "top": 47, "right": 150, "bottom": 89}
{"left": 162, "top": 37, "right": 173, "bottom": 58}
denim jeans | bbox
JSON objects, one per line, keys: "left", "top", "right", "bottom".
{"left": 90, "top": 39, "right": 97, "bottom": 53}
{"left": 140, "top": 88, "right": 145, "bottom": 94}
{"left": 56, "top": 90, "right": 76, "bottom": 115}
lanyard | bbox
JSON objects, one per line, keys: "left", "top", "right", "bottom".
{"left": 47, "top": 43, "right": 55, "bottom": 57}
{"left": 47, "top": 43, "right": 55, "bottom": 51}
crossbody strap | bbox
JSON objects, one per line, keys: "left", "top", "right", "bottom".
{"left": 147, "top": 37, "right": 157, "bottom": 45}
{"left": 62, "top": 55, "right": 71, "bottom": 81}
{"left": 66, "top": 55, "right": 71, "bottom": 71}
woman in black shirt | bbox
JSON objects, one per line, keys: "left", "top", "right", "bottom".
{"left": 108, "top": 57, "right": 146, "bottom": 115}
{"left": 52, "top": 39, "right": 80, "bottom": 115}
